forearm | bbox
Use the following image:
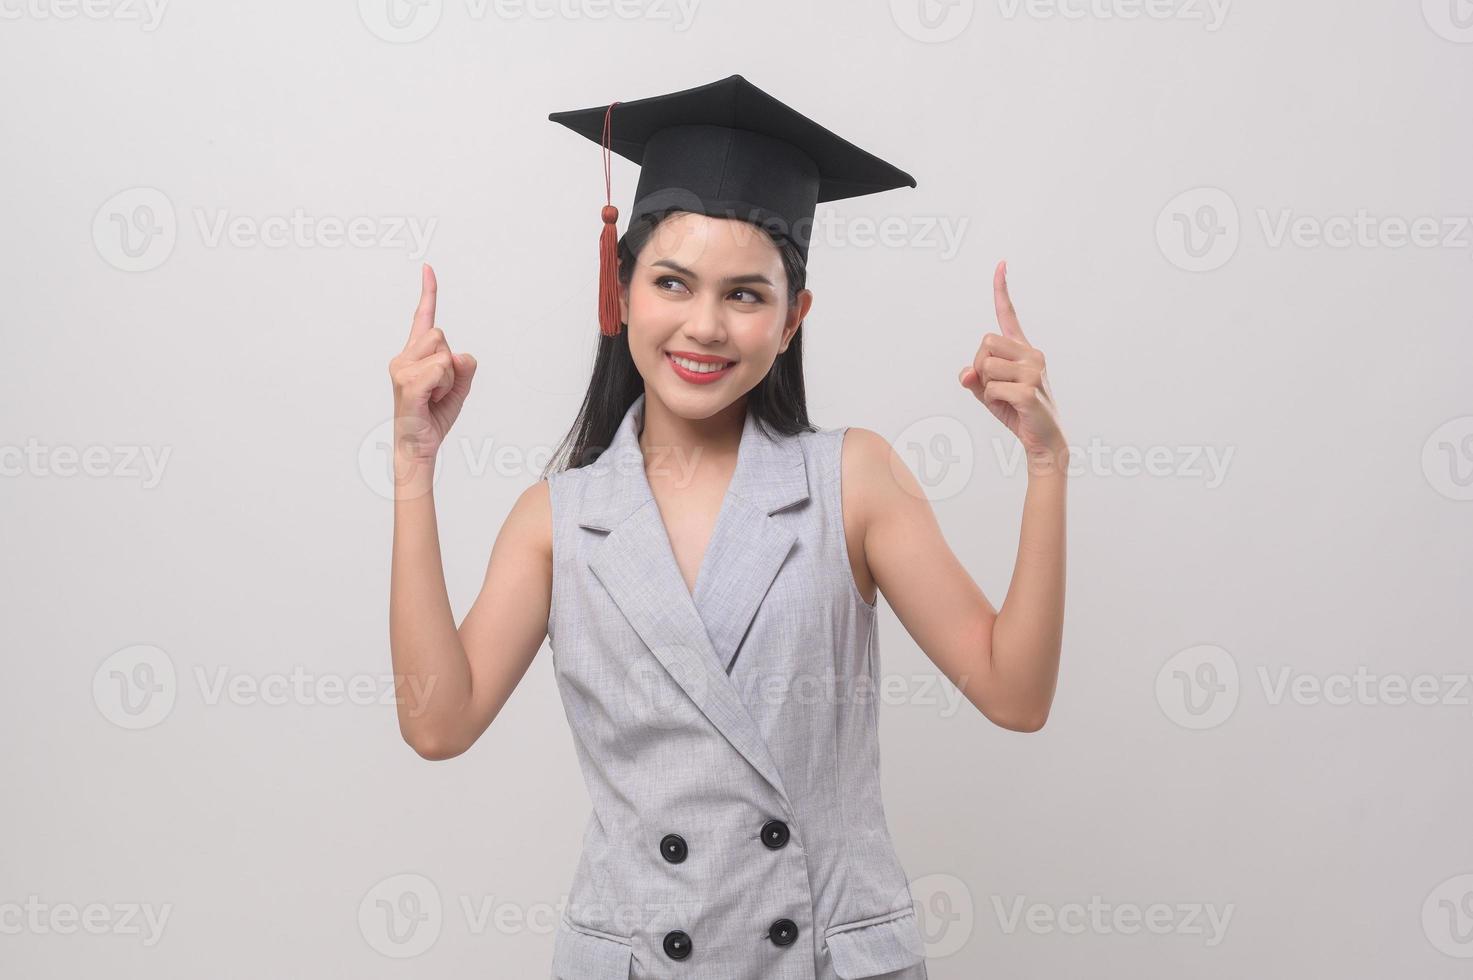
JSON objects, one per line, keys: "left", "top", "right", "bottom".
{"left": 388, "top": 451, "right": 474, "bottom": 753}
{"left": 988, "top": 461, "right": 1068, "bottom": 729}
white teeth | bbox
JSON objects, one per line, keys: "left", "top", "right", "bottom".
{"left": 670, "top": 354, "right": 729, "bottom": 374}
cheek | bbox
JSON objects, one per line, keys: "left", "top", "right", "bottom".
{"left": 626, "top": 284, "right": 674, "bottom": 327}
{"left": 730, "top": 311, "right": 789, "bottom": 361}
{"left": 623, "top": 291, "right": 678, "bottom": 361}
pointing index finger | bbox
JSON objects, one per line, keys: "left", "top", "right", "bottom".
{"left": 993, "top": 259, "right": 1028, "bottom": 343}
{"left": 410, "top": 263, "right": 437, "bottom": 339}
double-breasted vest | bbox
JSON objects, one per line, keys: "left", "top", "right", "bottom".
{"left": 545, "top": 391, "right": 928, "bottom": 980}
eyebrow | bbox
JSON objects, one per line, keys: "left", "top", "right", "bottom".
{"left": 650, "top": 259, "right": 774, "bottom": 288}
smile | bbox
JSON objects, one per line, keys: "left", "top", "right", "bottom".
{"left": 665, "top": 351, "right": 735, "bottom": 384}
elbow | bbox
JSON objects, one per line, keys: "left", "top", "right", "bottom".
{"left": 402, "top": 726, "right": 468, "bottom": 761}
{"left": 984, "top": 702, "right": 1051, "bottom": 733}
{"left": 1003, "top": 710, "right": 1049, "bottom": 733}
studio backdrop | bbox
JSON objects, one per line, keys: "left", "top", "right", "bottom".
{"left": 2, "top": 3, "right": 1470, "bottom": 978}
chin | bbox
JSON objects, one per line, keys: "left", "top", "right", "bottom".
{"left": 657, "top": 386, "right": 733, "bottom": 418}
{"left": 651, "top": 379, "right": 750, "bottom": 420}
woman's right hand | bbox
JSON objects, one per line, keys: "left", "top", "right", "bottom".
{"left": 388, "top": 263, "right": 478, "bottom": 466}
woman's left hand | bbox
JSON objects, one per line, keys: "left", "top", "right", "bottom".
{"left": 959, "top": 260, "right": 1069, "bottom": 473}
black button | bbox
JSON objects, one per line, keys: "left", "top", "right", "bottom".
{"left": 761, "top": 819, "right": 790, "bottom": 850}
{"left": 768, "top": 918, "right": 798, "bottom": 947}
{"left": 663, "top": 929, "right": 692, "bottom": 960}
{"left": 660, "top": 833, "right": 688, "bottom": 864}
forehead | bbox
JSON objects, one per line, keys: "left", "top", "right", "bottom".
{"left": 635, "top": 211, "right": 784, "bottom": 271}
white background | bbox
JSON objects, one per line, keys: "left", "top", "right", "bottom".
{"left": 2, "top": 1, "right": 1471, "bottom": 977}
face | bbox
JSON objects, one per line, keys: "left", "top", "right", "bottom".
{"left": 620, "top": 211, "right": 813, "bottom": 420}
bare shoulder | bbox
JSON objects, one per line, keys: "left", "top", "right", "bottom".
{"left": 839, "top": 426, "right": 925, "bottom": 512}
{"left": 498, "top": 476, "right": 552, "bottom": 558}
{"left": 836, "top": 426, "right": 943, "bottom": 605}
{"left": 836, "top": 426, "right": 911, "bottom": 605}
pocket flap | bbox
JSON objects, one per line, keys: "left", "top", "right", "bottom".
{"left": 823, "top": 904, "right": 926, "bottom": 979}
{"left": 551, "top": 917, "right": 633, "bottom": 979}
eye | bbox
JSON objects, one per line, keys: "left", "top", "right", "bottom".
{"left": 730, "top": 288, "right": 765, "bottom": 304}
{"left": 654, "top": 275, "right": 689, "bottom": 294}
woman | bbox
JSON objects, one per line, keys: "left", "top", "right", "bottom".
{"left": 387, "top": 75, "right": 1069, "bottom": 980}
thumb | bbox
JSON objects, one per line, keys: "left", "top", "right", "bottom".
{"left": 450, "top": 352, "right": 478, "bottom": 393}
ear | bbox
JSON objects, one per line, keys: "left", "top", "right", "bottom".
{"left": 619, "top": 278, "right": 630, "bottom": 326}
{"left": 778, "top": 288, "right": 813, "bottom": 353}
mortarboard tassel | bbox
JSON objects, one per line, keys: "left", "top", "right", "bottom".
{"left": 597, "top": 101, "right": 622, "bottom": 337}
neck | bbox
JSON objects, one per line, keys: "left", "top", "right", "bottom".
{"left": 637, "top": 390, "right": 746, "bottom": 489}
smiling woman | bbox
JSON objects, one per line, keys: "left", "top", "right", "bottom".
{"left": 540, "top": 192, "right": 819, "bottom": 476}
{"left": 611, "top": 208, "right": 814, "bottom": 422}
{"left": 385, "top": 73, "right": 1070, "bottom": 980}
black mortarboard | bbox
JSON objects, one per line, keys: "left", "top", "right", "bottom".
{"left": 548, "top": 74, "right": 917, "bottom": 336}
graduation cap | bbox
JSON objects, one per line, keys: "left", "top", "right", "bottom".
{"left": 548, "top": 73, "right": 917, "bottom": 336}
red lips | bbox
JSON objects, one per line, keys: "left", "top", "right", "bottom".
{"left": 665, "top": 351, "right": 735, "bottom": 385}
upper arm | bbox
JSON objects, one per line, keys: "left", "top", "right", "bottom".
{"left": 454, "top": 477, "right": 554, "bottom": 741}
{"left": 841, "top": 427, "right": 1001, "bottom": 717}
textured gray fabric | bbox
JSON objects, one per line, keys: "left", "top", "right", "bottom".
{"left": 546, "top": 392, "right": 928, "bottom": 980}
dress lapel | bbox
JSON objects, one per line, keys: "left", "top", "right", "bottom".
{"left": 579, "top": 392, "right": 810, "bottom": 805}
{"left": 690, "top": 408, "right": 809, "bottom": 673}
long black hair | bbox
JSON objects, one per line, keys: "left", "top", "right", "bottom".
{"left": 541, "top": 208, "right": 816, "bottom": 477}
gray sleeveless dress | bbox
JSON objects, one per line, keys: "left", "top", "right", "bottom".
{"left": 545, "top": 391, "right": 929, "bottom": 980}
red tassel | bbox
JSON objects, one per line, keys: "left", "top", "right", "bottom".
{"left": 598, "top": 204, "right": 620, "bottom": 336}
{"left": 598, "top": 101, "right": 623, "bottom": 337}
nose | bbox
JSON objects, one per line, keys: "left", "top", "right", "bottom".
{"left": 681, "top": 294, "right": 728, "bottom": 345}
